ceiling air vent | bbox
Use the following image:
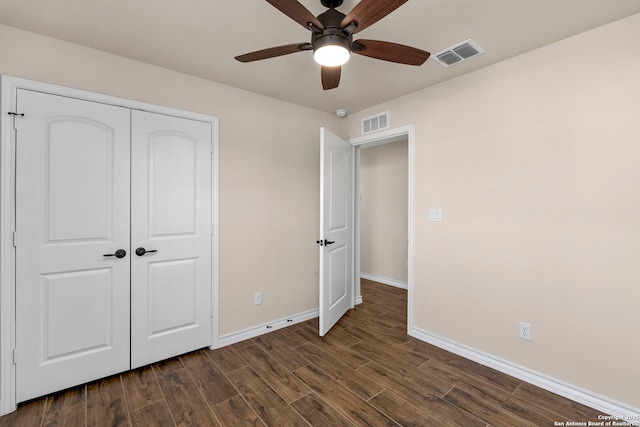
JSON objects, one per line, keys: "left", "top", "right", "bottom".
{"left": 434, "top": 39, "right": 484, "bottom": 67}
{"left": 362, "top": 111, "right": 389, "bottom": 135}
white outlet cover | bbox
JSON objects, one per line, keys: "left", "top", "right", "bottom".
{"left": 519, "top": 321, "right": 531, "bottom": 340}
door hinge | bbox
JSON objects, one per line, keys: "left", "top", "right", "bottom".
{"left": 211, "top": 224, "right": 214, "bottom": 236}
{"left": 210, "top": 306, "right": 214, "bottom": 318}
{"left": 13, "top": 348, "right": 17, "bottom": 365}
{"left": 12, "top": 231, "right": 17, "bottom": 247}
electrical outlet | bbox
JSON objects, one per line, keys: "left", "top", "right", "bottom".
{"left": 519, "top": 321, "right": 531, "bottom": 341}
{"left": 254, "top": 292, "right": 262, "bottom": 305}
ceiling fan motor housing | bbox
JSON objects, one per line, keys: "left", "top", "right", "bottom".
{"left": 320, "top": 0, "right": 344, "bottom": 8}
{"left": 312, "top": 9, "right": 353, "bottom": 53}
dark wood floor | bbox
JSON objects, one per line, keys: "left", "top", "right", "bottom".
{"left": 1, "top": 279, "right": 604, "bottom": 426}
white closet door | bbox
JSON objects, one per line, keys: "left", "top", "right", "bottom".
{"left": 130, "top": 110, "right": 212, "bottom": 368}
{"left": 15, "top": 89, "right": 131, "bottom": 402}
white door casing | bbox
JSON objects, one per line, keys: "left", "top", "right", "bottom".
{"left": 130, "top": 110, "right": 212, "bottom": 368}
{"left": 319, "top": 128, "right": 354, "bottom": 336}
{"left": 15, "top": 89, "right": 132, "bottom": 402}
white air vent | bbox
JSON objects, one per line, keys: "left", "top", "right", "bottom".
{"left": 434, "top": 39, "right": 484, "bottom": 67}
{"left": 362, "top": 112, "right": 389, "bottom": 135}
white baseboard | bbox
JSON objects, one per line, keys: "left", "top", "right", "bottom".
{"left": 409, "top": 326, "right": 640, "bottom": 425}
{"left": 216, "top": 309, "right": 319, "bottom": 348}
{"left": 360, "top": 273, "right": 408, "bottom": 290}
{"left": 216, "top": 295, "right": 365, "bottom": 348}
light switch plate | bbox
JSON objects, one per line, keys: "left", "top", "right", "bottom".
{"left": 429, "top": 208, "right": 442, "bottom": 222}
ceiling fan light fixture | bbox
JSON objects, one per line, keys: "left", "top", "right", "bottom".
{"left": 313, "top": 35, "right": 351, "bottom": 66}
{"left": 314, "top": 45, "right": 350, "bottom": 66}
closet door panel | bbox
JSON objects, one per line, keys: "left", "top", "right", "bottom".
{"left": 130, "top": 110, "right": 212, "bottom": 368}
{"left": 15, "top": 89, "right": 131, "bottom": 402}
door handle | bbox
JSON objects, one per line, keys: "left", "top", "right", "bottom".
{"left": 103, "top": 249, "right": 127, "bottom": 258}
{"left": 135, "top": 247, "right": 158, "bottom": 256}
{"left": 316, "top": 239, "right": 335, "bottom": 246}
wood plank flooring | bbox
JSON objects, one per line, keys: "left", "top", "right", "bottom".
{"left": 1, "top": 279, "right": 605, "bottom": 426}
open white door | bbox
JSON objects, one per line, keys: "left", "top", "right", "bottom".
{"left": 319, "top": 128, "right": 354, "bottom": 336}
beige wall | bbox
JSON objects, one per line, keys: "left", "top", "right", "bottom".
{"left": 345, "top": 14, "right": 640, "bottom": 408}
{"left": 0, "top": 24, "right": 345, "bottom": 336}
{"left": 359, "top": 140, "right": 408, "bottom": 283}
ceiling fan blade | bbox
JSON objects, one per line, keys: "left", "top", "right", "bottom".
{"left": 266, "top": 0, "right": 324, "bottom": 31}
{"left": 321, "top": 66, "right": 341, "bottom": 90}
{"left": 235, "top": 43, "right": 312, "bottom": 62}
{"left": 352, "top": 39, "right": 430, "bottom": 65}
{"left": 341, "top": 0, "right": 408, "bottom": 34}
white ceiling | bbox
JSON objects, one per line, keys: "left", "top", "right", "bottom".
{"left": 2, "top": 0, "right": 640, "bottom": 113}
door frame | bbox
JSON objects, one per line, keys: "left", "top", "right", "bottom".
{"left": 0, "top": 75, "right": 220, "bottom": 415}
{"left": 349, "top": 125, "right": 414, "bottom": 330}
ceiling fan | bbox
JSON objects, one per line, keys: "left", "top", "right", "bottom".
{"left": 235, "top": 0, "right": 431, "bottom": 90}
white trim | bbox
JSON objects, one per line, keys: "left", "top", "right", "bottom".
{"left": 353, "top": 147, "right": 362, "bottom": 305}
{"left": 360, "top": 273, "right": 408, "bottom": 290}
{"left": 407, "top": 126, "right": 415, "bottom": 333}
{"left": 0, "top": 75, "right": 220, "bottom": 415}
{"left": 350, "top": 125, "right": 411, "bottom": 147}
{"left": 349, "top": 141, "right": 356, "bottom": 313}
{"left": 210, "top": 116, "right": 220, "bottom": 351}
{"left": 410, "top": 326, "right": 640, "bottom": 425}
{"left": 217, "top": 309, "right": 319, "bottom": 348}
{"left": 2, "top": 76, "right": 214, "bottom": 123}
{"left": 0, "top": 76, "right": 18, "bottom": 416}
